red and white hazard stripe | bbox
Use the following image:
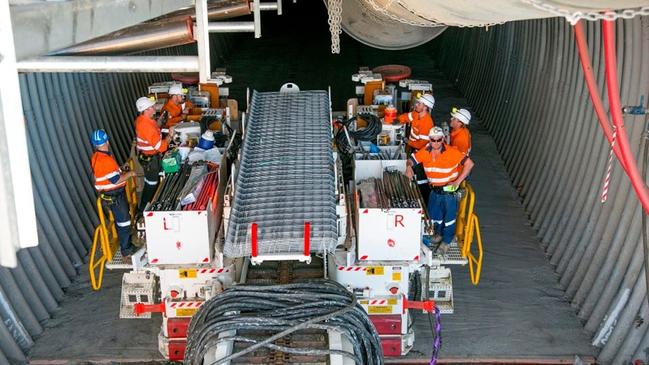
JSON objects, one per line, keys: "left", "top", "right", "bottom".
{"left": 337, "top": 266, "right": 367, "bottom": 271}
{"left": 198, "top": 268, "right": 230, "bottom": 274}
{"left": 369, "top": 299, "right": 387, "bottom": 305}
{"left": 601, "top": 127, "right": 617, "bottom": 203}
{"left": 168, "top": 301, "right": 204, "bottom": 308}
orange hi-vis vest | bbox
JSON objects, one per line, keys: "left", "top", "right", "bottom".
{"left": 450, "top": 127, "right": 471, "bottom": 155}
{"left": 162, "top": 99, "right": 194, "bottom": 128}
{"left": 91, "top": 151, "right": 126, "bottom": 192}
{"left": 411, "top": 144, "right": 467, "bottom": 187}
{"left": 398, "top": 111, "right": 434, "bottom": 150}
{"left": 135, "top": 114, "right": 168, "bottom": 156}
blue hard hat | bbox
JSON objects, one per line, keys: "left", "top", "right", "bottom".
{"left": 91, "top": 129, "right": 109, "bottom": 146}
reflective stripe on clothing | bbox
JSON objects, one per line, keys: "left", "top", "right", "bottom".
{"left": 116, "top": 220, "right": 131, "bottom": 227}
{"left": 427, "top": 172, "right": 459, "bottom": 185}
{"left": 144, "top": 178, "right": 159, "bottom": 186}
{"left": 135, "top": 114, "right": 168, "bottom": 156}
{"left": 424, "top": 166, "right": 458, "bottom": 174}
{"left": 413, "top": 144, "right": 466, "bottom": 187}
{"left": 91, "top": 151, "right": 126, "bottom": 192}
{"left": 397, "top": 112, "right": 434, "bottom": 151}
{"left": 95, "top": 171, "right": 119, "bottom": 182}
{"left": 409, "top": 129, "right": 430, "bottom": 141}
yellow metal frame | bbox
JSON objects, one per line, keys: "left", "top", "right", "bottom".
{"left": 88, "top": 159, "right": 138, "bottom": 291}
{"left": 455, "top": 182, "right": 484, "bottom": 285}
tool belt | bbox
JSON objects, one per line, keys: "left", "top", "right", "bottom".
{"left": 99, "top": 188, "right": 124, "bottom": 203}
{"left": 138, "top": 153, "right": 155, "bottom": 163}
{"left": 430, "top": 186, "right": 454, "bottom": 195}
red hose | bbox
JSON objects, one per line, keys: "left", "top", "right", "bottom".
{"left": 602, "top": 19, "right": 649, "bottom": 213}
{"left": 573, "top": 21, "right": 628, "bottom": 172}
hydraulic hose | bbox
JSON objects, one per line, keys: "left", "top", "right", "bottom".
{"left": 574, "top": 19, "right": 649, "bottom": 214}
{"left": 602, "top": 19, "right": 649, "bottom": 214}
{"left": 573, "top": 21, "right": 629, "bottom": 173}
{"left": 642, "top": 115, "right": 649, "bottom": 299}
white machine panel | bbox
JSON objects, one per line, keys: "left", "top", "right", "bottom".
{"left": 357, "top": 207, "right": 422, "bottom": 262}
{"left": 144, "top": 201, "right": 217, "bottom": 265}
{"left": 353, "top": 159, "right": 406, "bottom": 181}
{"left": 158, "top": 264, "right": 235, "bottom": 300}
{"left": 329, "top": 257, "right": 410, "bottom": 297}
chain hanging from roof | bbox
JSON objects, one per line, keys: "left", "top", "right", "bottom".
{"left": 327, "top": 0, "right": 343, "bottom": 53}
{"left": 520, "top": 0, "right": 649, "bottom": 25}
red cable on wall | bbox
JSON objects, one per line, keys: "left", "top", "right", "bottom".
{"left": 573, "top": 19, "right": 649, "bottom": 213}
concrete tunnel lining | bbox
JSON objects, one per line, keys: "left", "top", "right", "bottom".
{"left": 4, "top": 1, "right": 649, "bottom": 363}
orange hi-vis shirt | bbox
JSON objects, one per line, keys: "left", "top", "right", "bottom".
{"left": 398, "top": 111, "right": 434, "bottom": 150}
{"left": 135, "top": 114, "right": 168, "bottom": 156}
{"left": 411, "top": 144, "right": 467, "bottom": 187}
{"left": 91, "top": 151, "right": 126, "bottom": 192}
{"left": 450, "top": 127, "right": 471, "bottom": 155}
{"left": 162, "top": 99, "right": 194, "bottom": 128}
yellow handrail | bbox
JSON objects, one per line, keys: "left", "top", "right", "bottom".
{"left": 89, "top": 160, "right": 138, "bottom": 290}
{"left": 125, "top": 159, "right": 138, "bottom": 218}
{"left": 455, "top": 182, "right": 484, "bottom": 285}
{"left": 88, "top": 196, "right": 119, "bottom": 290}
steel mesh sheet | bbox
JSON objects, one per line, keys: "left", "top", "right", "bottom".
{"left": 224, "top": 90, "right": 337, "bottom": 257}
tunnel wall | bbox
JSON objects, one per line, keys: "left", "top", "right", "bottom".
{"left": 0, "top": 36, "right": 233, "bottom": 364}
{"left": 436, "top": 16, "right": 649, "bottom": 363}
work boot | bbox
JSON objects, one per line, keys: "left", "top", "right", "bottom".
{"left": 437, "top": 243, "right": 449, "bottom": 256}
{"left": 431, "top": 233, "right": 443, "bottom": 245}
{"left": 131, "top": 233, "right": 145, "bottom": 248}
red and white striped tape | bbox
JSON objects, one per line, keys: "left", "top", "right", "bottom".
{"left": 601, "top": 127, "right": 617, "bottom": 203}
{"left": 197, "top": 268, "right": 230, "bottom": 274}
{"left": 169, "top": 301, "right": 204, "bottom": 308}
{"left": 337, "top": 266, "right": 367, "bottom": 271}
{"left": 369, "top": 299, "right": 387, "bottom": 305}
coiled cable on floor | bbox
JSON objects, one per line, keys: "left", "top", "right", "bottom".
{"left": 184, "top": 280, "right": 384, "bottom": 365}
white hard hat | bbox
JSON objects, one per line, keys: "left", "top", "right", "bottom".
{"left": 417, "top": 93, "right": 435, "bottom": 109}
{"left": 168, "top": 84, "right": 185, "bottom": 96}
{"left": 428, "top": 126, "right": 445, "bottom": 139}
{"left": 136, "top": 97, "right": 156, "bottom": 112}
{"left": 451, "top": 108, "right": 471, "bottom": 125}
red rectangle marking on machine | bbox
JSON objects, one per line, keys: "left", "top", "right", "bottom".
{"left": 167, "top": 339, "right": 187, "bottom": 361}
{"left": 369, "top": 315, "right": 401, "bottom": 335}
{"left": 381, "top": 337, "right": 401, "bottom": 356}
{"left": 167, "top": 318, "right": 191, "bottom": 338}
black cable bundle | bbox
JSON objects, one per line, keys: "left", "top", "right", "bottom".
{"left": 334, "top": 113, "right": 383, "bottom": 156}
{"left": 184, "top": 280, "right": 384, "bottom": 365}
{"left": 348, "top": 113, "right": 382, "bottom": 142}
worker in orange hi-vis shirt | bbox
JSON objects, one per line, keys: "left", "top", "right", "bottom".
{"left": 134, "top": 96, "right": 172, "bottom": 215}
{"left": 398, "top": 93, "right": 436, "bottom": 204}
{"left": 397, "top": 93, "right": 436, "bottom": 152}
{"left": 162, "top": 83, "right": 194, "bottom": 129}
{"left": 90, "top": 129, "right": 137, "bottom": 257}
{"left": 449, "top": 107, "right": 472, "bottom": 155}
{"left": 406, "top": 127, "right": 474, "bottom": 256}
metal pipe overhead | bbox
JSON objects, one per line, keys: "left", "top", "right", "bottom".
{"left": 48, "top": 17, "right": 195, "bottom": 56}
{"left": 258, "top": 3, "right": 278, "bottom": 11}
{"left": 17, "top": 56, "right": 199, "bottom": 73}
{"left": 151, "top": 0, "right": 252, "bottom": 22}
{"left": 208, "top": 21, "right": 255, "bottom": 32}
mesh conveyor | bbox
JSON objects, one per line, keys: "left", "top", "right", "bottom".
{"left": 224, "top": 90, "right": 337, "bottom": 257}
